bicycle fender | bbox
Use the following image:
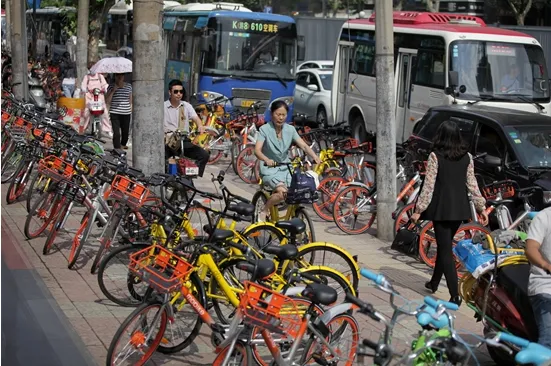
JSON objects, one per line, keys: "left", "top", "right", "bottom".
{"left": 242, "top": 222, "right": 285, "bottom": 236}
{"left": 323, "top": 167, "right": 341, "bottom": 175}
{"left": 341, "top": 181, "right": 372, "bottom": 191}
{"left": 299, "top": 265, "right": 356, "bottom": 296}
{"left": 282, "top": 286, "right": 306, "bottom": 297}
{"left": 297, "top": 242, "right": 360, "bottom": 274}
{"left": 319, "top": 303, "right": 355, "bottom": 324}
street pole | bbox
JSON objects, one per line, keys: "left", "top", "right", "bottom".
{"left": 131, "top": 0, "right": 165, "bottom": 175}
{"left": 5, "top": 0, "right": 12, "bottom": 53}
{"left": 11, "top": 0, "right": 28, "bottom": 100}
{"left": 322, "top": 0, "right": 327, "bottom": 17}
{"left": 375, "top": 0, "right": 396, "bottom": 242}
{"left": 32, "top": 0, "right": 36, "bottom": 59}
{"left": 76, "top": 0, "right": 89, "bottom": 85}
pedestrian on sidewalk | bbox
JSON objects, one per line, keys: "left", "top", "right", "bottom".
{"left": 410, "top": 120, "right": 488, "bottom": 306}
{"left": 525, "top": 206, "right": 551, "bottom": 347}
{"left": 106, "top": 73, "right": 132, "bottom": 149}
{"left": 80, "top": 62, "right": 112, "bottom": 136}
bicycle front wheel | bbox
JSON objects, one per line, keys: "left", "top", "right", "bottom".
{"left": 213, "top": 340, "right": 252, "bottom": 366}
{"left": 106, "top": 301, "right": 168, "bottom": 366}
{"left": 333, "top": 185, "right": 376, "bottom": 235}
{"left": 301, "top": 313, "right": 359, "bottom": 366}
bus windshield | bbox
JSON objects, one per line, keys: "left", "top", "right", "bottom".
{"left": 203, "top": 17, "right": 296, "bottom": 80}
{"left": 450, "top": 40, "right": 550, "bottom": 102}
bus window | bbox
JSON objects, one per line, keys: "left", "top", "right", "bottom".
{"left": 414, "top": 50, "right": 445, "bottom": 89}
{"left": 167, "top": 32, "right": 191, "bottom": 62}
{"left": 353, "top": 42, "right": 375, "bottom": 76}
{"left": 450, "top": 40, "right": 549, "bottom": 102}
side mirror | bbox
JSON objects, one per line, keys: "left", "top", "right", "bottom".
{"left": 200, "top": 34, "right": 214, "bottom": 53}
{"left": 297, "top": 35, "right": 305, "bottom": 61}
{"left": 449, "top": 71, "right": 459, "bottom": 88}
{"left": 307, "top": 84, "right": 319, "bottom": 92}
{"left": 484, "top": 155, "right": 502, "bottom": 167}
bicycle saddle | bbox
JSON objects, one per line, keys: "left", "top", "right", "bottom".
{"left": 228, "top": 202, "right": 255, "bottom": 217}
{"left": 210, "top": 229, "right": 234, "bottom": 243}
{"left": 302, "top": 283, "right": 338, "bottom": 306}
{"left": 487, "top": 198, "right": 515, "bottom": 206}
{"left": 262, "top": 244, "right": 298, "bottom": 260}
{"left": 275, "top": 218, "right": 306, "bottom": 236}
{"left": 108, "top": 148, "right": 127, "bottom": 158}
{"left": 237, "top": 259, "right": 276, "bottom": 281}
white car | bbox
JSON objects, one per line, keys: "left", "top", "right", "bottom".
{"left": 297, "top": 60, "right": 334, "bottom": 70}
{"left": 294, "top": 69, "right": 333, "bottom": 125}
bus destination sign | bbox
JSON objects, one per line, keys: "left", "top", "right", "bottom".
{"left": 231, "top": 20, "right": 279, "bottom": 33}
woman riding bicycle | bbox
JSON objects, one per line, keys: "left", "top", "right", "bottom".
{"left": 254, "top": 101, "right": 321, "bottom": 221}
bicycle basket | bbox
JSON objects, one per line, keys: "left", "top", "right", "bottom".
{"left": 1, "top": 111, "right": 12, "bottom": 124}
{"left": 129, "top": 245, "right": 194, "bottom": 294}
{"left": 38, "top": 155, "right": 75, "bottom": 182}
{"left": 108, "top": 175, "right": 150, "bottom": 209}
{"left": 239, "top": 281, "right": 302, "bottom": 338}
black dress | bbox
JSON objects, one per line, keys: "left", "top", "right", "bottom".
{"left": 421, "top": 152, "right": 472, "bottom": 222}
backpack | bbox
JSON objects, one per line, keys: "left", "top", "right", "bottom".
{"left": 286, "top": 168, "right": 319, "bottom": 204}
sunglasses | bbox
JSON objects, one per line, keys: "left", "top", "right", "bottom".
{"left": 172, "top": 90, "right": 184, "bottom": 94}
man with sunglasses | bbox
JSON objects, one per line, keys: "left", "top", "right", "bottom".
{"left": 164, "top": 79, "right": 209, "bottom": 177}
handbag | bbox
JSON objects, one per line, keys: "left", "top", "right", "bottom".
{"left": 391, "top": 220, "right": 420, "bottom": 256}
{"left": 286, "top": 168, "right": 319, "bottom": 204}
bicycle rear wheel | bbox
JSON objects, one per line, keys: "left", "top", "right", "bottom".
{"left": 333, "top": 185, "right": 376, "bottom": 235}
{"left": 106, "top": 301, "right": 168, "bottom": 366}
{"left": 301, "top": 314, "right": 359, "bottom": 366}
{"left": 313, "top": 176, "right": 346, "bottom": 222}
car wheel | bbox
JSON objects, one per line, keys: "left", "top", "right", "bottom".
{"left": 316, "top": 106, "right": 327, "bottom": 126}
{"left": 352, "top": 115, "right": 368, "bottom": 142}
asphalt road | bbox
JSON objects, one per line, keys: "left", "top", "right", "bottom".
{"left": 1, "top": 234, "right": 95, "bottom": 366}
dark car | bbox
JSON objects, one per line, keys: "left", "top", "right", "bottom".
{"left": 406, "top": 104, "right": 551, "bottom": 210}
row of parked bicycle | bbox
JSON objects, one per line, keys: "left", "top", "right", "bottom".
{"left": 2, "top": 90, "right": 551, "bottom": 365}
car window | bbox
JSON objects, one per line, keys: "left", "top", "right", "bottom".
{"left": 321, "top": 64, "right": 333, "bottom": 69}
{"left": 319, "top": 74, "right": 333, "bottom": 90}
{"left": 296, "top": 73, "right": 308, "bottom": 87}
{"left": 300, "top": 63, "right": 312, "bottom": 70}
{"left": 449, "top": 116, "right": 476, "bottom": 146}
{"left": 417, "top": 111, "right": 450, "bottom": 140}
{"left": 476, "top": 124, "right": 505, "bottom": 158}
{"left": 308, "top": 72, "right": 320, "bottom": 89}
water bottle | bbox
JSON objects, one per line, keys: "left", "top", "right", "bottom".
{"left": 168, "top": 158, "right": 178, "bottom": 175}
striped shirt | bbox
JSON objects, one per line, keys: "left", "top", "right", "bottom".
{"left": 108, "top": 83, "right": 132, "bottom": 115}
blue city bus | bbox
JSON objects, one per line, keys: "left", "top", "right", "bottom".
{"left": 163, "top": 3, "right": 304, "bottom": 121}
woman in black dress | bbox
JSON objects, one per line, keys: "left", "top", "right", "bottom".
{"left": 411, "top": 120, "right": 488, "bottom": 306}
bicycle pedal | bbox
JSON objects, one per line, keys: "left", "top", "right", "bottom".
{"left": 312, "top": 353, "right": 331, "bottom": 366}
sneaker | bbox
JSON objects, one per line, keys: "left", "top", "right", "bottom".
{"left": 122, "top": 145, "right": 128, "bottom": 150}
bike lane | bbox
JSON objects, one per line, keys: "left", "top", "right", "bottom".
{"left": 1, "top": 222, "right": 96, "bottom": 366}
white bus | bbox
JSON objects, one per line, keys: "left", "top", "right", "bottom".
{"left": 331, "top": 11, "right": 550, "bottom": 142}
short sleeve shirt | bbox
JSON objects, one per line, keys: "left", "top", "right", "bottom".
{"left": 163, "top": 100, "right": 198, "bottom": 133}
{"left": 527, "top": 206, "right": 551, "bottom": 296}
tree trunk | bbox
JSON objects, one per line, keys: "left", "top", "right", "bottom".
{"left": 507, "top": 0, "right": 533, "bottom": 25}
{"left": 88, "top": 32, "right": 101, "bottom": 63}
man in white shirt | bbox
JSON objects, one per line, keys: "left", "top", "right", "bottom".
{"left": 164, "top": 79, "right": 209, "bottom": 177}
{"left": 526, "top": 206, "right": 551, "bottom": 347}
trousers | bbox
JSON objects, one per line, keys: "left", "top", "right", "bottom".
{"left": 110, "top": 113, "right": 131, "bottom": 149}
{"left": 530, "top": 293, "right": 551, "bottom": 348}
{"left": 430, "top": 220, "right": 462, "bottom": 298}
{"left": 165, "top": 138, "right": 210, "bottom": 177}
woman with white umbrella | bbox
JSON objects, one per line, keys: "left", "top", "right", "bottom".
{"left": 106, "top": 73, "right": 132, "bottom": 149}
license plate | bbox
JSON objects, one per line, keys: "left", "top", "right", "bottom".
{"left": 185, "top": 167, "right": 199, "bottom": 176}
{"left": 241, "top": 100, "right": 255, "bottom": 108}
{"left": 90, "top": 101, "right": 103, "bottom": 110}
